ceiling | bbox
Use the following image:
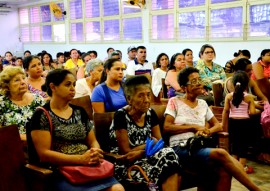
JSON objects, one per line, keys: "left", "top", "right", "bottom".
{"left": 0, "top": 0, "right": 43, "bottom": 14}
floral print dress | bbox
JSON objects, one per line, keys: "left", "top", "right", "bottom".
{"left": 109, "top": 108, "right": 181, "bottom": 187}
{"left": 0, "top": 94, "right": 45, "bottom": 134}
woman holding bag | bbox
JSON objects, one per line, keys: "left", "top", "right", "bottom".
{"left": 28, "top": 69, "right": 124, "bottom": 191}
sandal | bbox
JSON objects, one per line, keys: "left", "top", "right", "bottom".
{"left": 244, "top": 165, "right": 254, "bottom": 174}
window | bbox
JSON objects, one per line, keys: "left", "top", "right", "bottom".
{"left": 104, "top": 19, "right": 120, "bottom": 41}
{"left": 20, "top": 27, "right": 30, "bottom": 42}
{"left": 40, "top": 5, "right": 51, "bottom": 22}
{"left": 54, "top": 3, "right": 65, "bottom": 21}
{"left": 151, "top": 0, "right": 174, "bottom": 10}
{"left": 85, "top": 0, "right": 100, "bottom": 18}
{"left": 211, "top": 0, "right": 238, "bottom": 3}
{"left": 123, "top": 17, "right": 142, "bottom": 40}
{"left": 178, "top": 11, "right": 206, "bottom": 39}
{"left": 179, "top": 0, "right": 205, "bottom": 7}
{"left": 123, "top": 4, "right": 141, "bottom": 14}
{"left": 19, "top": 8, "right": 29, "bottom": 25}
{"left": 102, "top": 0, "right": 119, "bottom": 16}
{"left": 70, "top": 0, "right": 83, "bottom": 19}
{"left": 30, "top": 7, "right": 40, "bottom": 23}
{"left": 86, "top": 21, "right": 101, "bottom": 41}
{"left": 210, "top": 7, "right": 243, "bottom": 38}
{"left": 249, "top": 4, "right": 270, "bottom": 37}
{"left": 42, "top": 25, "right": 52, "bottom": 41}
{"left": 53, "top": 24, "right": 65, "bottom": 42}
{"left": 70, "top": 22, "right": 84, "bottom": 42}
{"left": 151, "top": 14, "right": 174, "bottom": 40}
{"left": 31, "top": 26, "right": 41, "bottom": 42}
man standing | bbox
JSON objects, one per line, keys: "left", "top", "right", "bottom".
{"left": 126, "top": 46, "right": 154, "bottom": 76}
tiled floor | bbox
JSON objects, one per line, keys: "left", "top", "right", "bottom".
{"left": 183, "top": 160, "right": 270, "bottom": 191}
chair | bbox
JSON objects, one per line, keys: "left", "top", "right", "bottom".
{"left": 212, "top": 81, "right": 224, "bottom": 106}
{"left": 70, "top": 95, "right": 93, "bottom": 120}
{"left": 0, "top": 125, "right": 53, "bottom": 191}
{"left": 161, "top": 78, "right": 168, "bottom": 98}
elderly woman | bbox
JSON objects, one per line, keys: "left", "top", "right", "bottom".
{"left": 91, "top": 58, "right": 127, "bottom": 112}
{"left": 23, "top": 56, "right": 49, "bottom": 100}
{"left": 0, "top": 66, "right": 45, "bottom": 140}
{"left": 74, "top": 59, "right": 104, "bottom": 98}
{"left": 165, "top": 53, "right": 186, "bottom": 98}
{"left": 109, "top": 75, "right": 181, "bottom": 191}
{"left": 28, "top": 69, "right": 124, "bottom": 191}
{"left": 164, "top": 67, "right": 261, "bottom": 191}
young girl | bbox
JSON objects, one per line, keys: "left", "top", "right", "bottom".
{"left": 222, "top": 71, "right": 256, "bottom": 173}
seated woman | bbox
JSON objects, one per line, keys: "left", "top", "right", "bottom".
{"left": 182, "top": 48, "right": 196, "bottom": 67}
{"left": 77, "top": 53, "right": 91, "bottom": 80}
{"left": 252, "top": 49, "right": 270, "bottom": 101}
{"left": 164, "top": 67, "right": 261, "bottom": 191}
{"left": 0, "top": 66, "right": 45, "bottom": 140}
{"left": 23, "top": 56, "right": 49, "bottom": 100}
{"left": 196, "top": 44, "right": 226, "bottom": 90}
{"left": 41, "top": 52, "right": 57, "bottom": 77}
{"left": 224, "top": 50, "right": 251, "bottom": 74}
{"left": 91, "top": 58, "right": 127, "bottom": 112}
{"left": 74, "top": 58, "right": 104, "bottom": 98}
{"left": 29, "top": 69, "right": 124, "bottom": 191}
{"left": 110, "top": 75, "right": 181, "bottom": 191}
{"left": 224, "top": 58, "right": 267, "bottom": 110}
{"left": 165, "top": 53, "right": 186, "bottom": 98}
{"left": 151, "top": 53, "right": 169, "bottom": 97}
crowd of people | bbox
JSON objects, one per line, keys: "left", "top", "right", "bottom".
{"left": 0, "top": 45, "right": 269, "bottom": 191}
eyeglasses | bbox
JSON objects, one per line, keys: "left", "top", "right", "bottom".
{"left": 186, "top": 79, "right": 203, "bottom": 85}
{"left": 204, "top": 51, "right": 214, "bottom": 55}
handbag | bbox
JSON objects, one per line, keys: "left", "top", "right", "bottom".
{"left": 185, "top": 135, "right": 217, "bottom": 156}
{"left": 37, "top": 107, "right": 114, "bottom": 184}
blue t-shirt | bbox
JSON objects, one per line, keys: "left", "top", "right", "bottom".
{"left": 91, "top": 83, "right": 127, "bottom": 112}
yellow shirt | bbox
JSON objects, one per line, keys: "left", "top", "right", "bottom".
{"left": 64, "top": 59, "right": 84, "bottom": 69}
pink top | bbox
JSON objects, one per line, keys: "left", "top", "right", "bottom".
{"left": 229, "top": 92, "right": 249, "bottom": 118}
{"left": 251, "top": 60, "right": 270, "bottom": 80}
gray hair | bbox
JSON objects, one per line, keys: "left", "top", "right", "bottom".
{"left": 85, "top": 58, "right": 104, "bottom": 74}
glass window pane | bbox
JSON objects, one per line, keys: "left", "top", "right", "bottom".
{"left": 86, "top": 21, "right": 101, "bottom": 41}
{"left": 123, "top": 17, "right": 142, "bottom": 40}
{"left": 30, "top": 7, "right": 40, "bottom": 23}
{"left": 211, "top": 0, "right": 238, "bottom": 3}
{"left": 104, "top": 20, "right": 120, "bottom": 40}
{"left": 151, "top": 0, "right": 174, "bottom": 10}
{"left": 179, "top": 0, "right": 205, "bottom": 8}
{"left": 42, "top": 25, "right": 52, "bottom": 41}
{"left": 85, "top": 0, "right": 100, "bottom": 18}
{"left": 178, "top": 11, "right": 205, "bottom": 39}
{"left": 152, "top": 14, "right": 174, "bottom": 40}
{"left": 53, "top": 24, "right": 65, "bottom": 42}
{"left": 210, "top": 7, "right": 242, "bottom": 38}
{"left": 102, "top": 0, "right": 119, "bottom": 16}
{"left": 70, "top": 0, "right": 83, "bottom": 19}
{"left": 54, "top": 3, "right": 65, "bottom": 21}
{"left": 70, "top": 23, "right": 83, "bottom": 41}
{"left": 31, "top": 26, "right": 40, "bottom": 42}
{"left": 19, "top": 8, "right": 29, "bottom": 25}
{"left": 249, "top": 4, "right": 270, "bottom": 37}
{"left": 40, "top": 5, "right": 51, "bottom": 22}
{"left": 20, "top": 27, "right": 30, "bottom": 42}
{"left": 122, "top": 4, "right": 141, "bottom": 14}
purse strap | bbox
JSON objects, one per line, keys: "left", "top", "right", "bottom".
{"left": 37, "top": 106, "right": 53, "bottom": 148}
{"left": 127, "top": 165, "right": 150, "bottom": 183}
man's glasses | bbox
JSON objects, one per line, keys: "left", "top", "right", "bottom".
{"left": 204, "top": 51, "right": 214, "bottom": 55}
{"left": 186, "top": 79, "right": 203, "bottom": 85}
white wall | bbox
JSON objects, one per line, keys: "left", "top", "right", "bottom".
{"left": 1, "top": 1, "right": 269, "bottom": 66}
{"left": 0, "top": 10, "right": 22, "bottom": 57}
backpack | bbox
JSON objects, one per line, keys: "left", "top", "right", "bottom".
{"left": 260, "top": 102, "right": 270, "bottom": 138}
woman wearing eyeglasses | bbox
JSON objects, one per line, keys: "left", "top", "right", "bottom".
{"left": 163, "top": 67, "right": 262, "bottom": 191}
{"left": 196, "top": 44, "right": 226, "bottom": 91}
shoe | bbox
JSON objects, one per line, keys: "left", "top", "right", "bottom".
{"left": 244, "top": 165, "right": 254, "bottom": 174}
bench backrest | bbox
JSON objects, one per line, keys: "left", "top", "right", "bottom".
{"left": 70, "top": 95, "right": 93, "bottom": 120}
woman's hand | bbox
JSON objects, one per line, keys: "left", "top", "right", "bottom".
{"left": 81, "top": 148, "right": 104, "bottom": 166}
{"left": 119, "top": 150, "right": 144, "bottom": 163}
